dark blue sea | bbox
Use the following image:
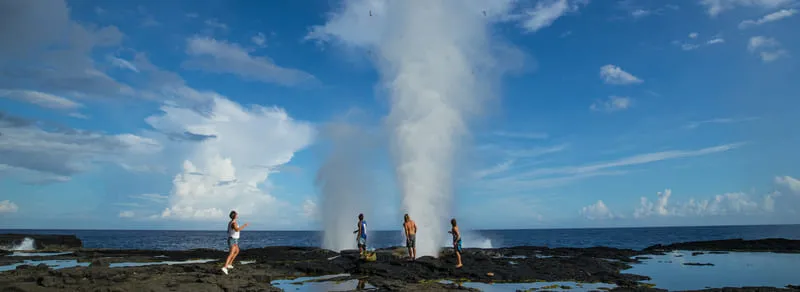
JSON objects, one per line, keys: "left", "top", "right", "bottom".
{"left": 4, "top": 225, "right": 800, "bottom": 251}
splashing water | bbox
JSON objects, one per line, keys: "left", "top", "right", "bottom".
{"left": 309, "top": 1, "right": 517, "bottom": 256}
{"left": 12, "top": 238, "right": 36, "bottom": 251}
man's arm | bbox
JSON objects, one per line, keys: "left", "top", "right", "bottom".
{"left": 454, "top": 227, "right": 460, "bottom": 241}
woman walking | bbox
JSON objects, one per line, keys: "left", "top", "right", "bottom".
{"left": 222, "top": 210, "right": 248, "bottom": 275}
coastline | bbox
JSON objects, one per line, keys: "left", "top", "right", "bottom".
{"left": 1, "top": 236, "right": 799, "bottom": 291}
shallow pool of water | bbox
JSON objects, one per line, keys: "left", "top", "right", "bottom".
{"left": 627, "top": 250, "right": 800, "bottom": 290}
{"left": 109, "top": 259, "right": 216, "bottom": 268}
{"left": 270, "top": 274, "right": 376, "bottom": 291}
{"left": 0, "top": 259, "right": 89, "bottom": 272}
{"left": 439, "top": 280, "right": 616, "bottom": 291}
{"left": 9, "top": 252, "right": 73, "bottom": 257}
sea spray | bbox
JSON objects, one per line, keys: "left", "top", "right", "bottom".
{"left": 316, "top": 120, "right": 380, "bottom": 251}
{"left": 309, "top": 1, "right": 518, "bottom": 256}
{"left": 11, "top": 237, "right": 36, "bottom": 251}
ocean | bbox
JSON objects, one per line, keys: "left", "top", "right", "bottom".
{"left": 4, "top": 224, "right": 800, "bottom": 251}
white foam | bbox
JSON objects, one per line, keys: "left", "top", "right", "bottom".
{"left": 10, "top": 237, "right": 36, "bottom": 251}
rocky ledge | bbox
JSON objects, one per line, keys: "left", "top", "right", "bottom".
{"left": 0, "top": 238, "right": 798, "bottom": 292}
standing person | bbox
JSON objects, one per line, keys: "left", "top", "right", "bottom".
{"left": 222, "top": 210, "right": 248, "bottom": 275}
{"left": 448, "top": 218, "right": 463, "bottom": 268}
{"left": 353, "top": 213, "right": 367, "bottom": 256}
{"left": 403, "top": 214, "right": 417, "bottom": 260}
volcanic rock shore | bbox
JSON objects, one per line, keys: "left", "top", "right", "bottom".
{"left": 1, "top": 237, "right": 798, "bottom": 292}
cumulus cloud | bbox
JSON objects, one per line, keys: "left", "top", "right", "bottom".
{"left": 700, "top": 0, "right": 793, "bottom": 16}
{"left": 0, "top": 0, "right": 132, "bottom": 98}
{"left": 590, "top": 96, "right": 632, "bottom": 112}
{"left": 748, "top": 36, "right": 788, "bottom": 62}
{"left": 182, "top": 37, "right": 316, "bottom": 86}
{"left": 634, "top": 189, "right": 672, "bottom": 218}
{"left": 0, "top": 200, "right": 19, "bottom": 213}
{"left": 580, "top": 200, "right": 616, "bottom": 220}
{"left": 775, "top": 176, "right": 800, "bottom": 193}
{"left": 204, "top": 19, "right": 228, "bottom": 30}
{"left": 119, "top": 210, "right": 135, "bottom": 218}
{"left": 739, "top": 9, "right": 797, "bottom": 28}
{"left": 634, "top": 189, "right": 775, "bottom": 218}
{"left": 599, "top": 65, "right": 642, "bottom": 85}
{"left": 147, "top": 96, "right": 315, "bottom": 221}
{"left": 0, "top": 111, "right": 162, "bottom": 184}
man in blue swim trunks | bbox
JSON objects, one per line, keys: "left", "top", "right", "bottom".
{"left": 353, "top": 213, "right": 367, "bottom": 256}
{"left": 448, "top": 218, "right": 463, "bottom": 268}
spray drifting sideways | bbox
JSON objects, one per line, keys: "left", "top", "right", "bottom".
{"left": 308, "top": 0, "right": 525, "bottom": 257}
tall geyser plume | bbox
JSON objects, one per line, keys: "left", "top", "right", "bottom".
{"left": 309, "top": 1, "right": 519, "bottom": 257}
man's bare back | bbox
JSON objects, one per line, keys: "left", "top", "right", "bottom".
{"left": 404, "top": 220, "right": 417, "bottom": 235}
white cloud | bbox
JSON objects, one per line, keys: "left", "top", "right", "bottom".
{"left": 251, "top": 32, "right": 267, "bottom": 47}
{"left": 493, "top": 131, "right": 549, "bottom": 139}
{"left": 119, "top": 210, "right": 135, "bottom": 218}
{"left": 475, "top": 143, "right": 742, "bottom": 194}
{"left": 631, "top": 9, "right": 651, "bottom": 18}
{"left": 473, "top": 160, "right": 514, "bottom": 179}
{"left": 107, "top": 56, "right": 140, "bottom": 73}
{"left": 0, "top": 200, "right": 19, "bottom": 213}
{"left": 132, "top": 193, "right": 168, "bottom": 202}
{"left": 634, "top": 189, "right": 672, "bottom": 218}
{"left": 739, "top": 9, "right": 797, "bottom": 28}
{"left": 182, "top": 37, "right": 316, "bottom": 86}
{"left": 581, "top": 200, "right": 616, "bottom": 220}
{"left": 634, "top": 189, "right": 773, "bottom": 218}
{"left": 519, "top": 0, "right": 572, "bottom": 32}
{"left": 591, "top": 96, "right": 632, "bottom": 112}
{"left": 0, "top": 0, "right": 132, "bottom": 98}
{"left": 0, "top": 111, "right": 161, "bottom": 183}
{"left": 748, "top": 36, "right": 787, "bottom": 62}
{"left": 749, "top": 36, "right": 780, "bottom": 51}
{"left": 775, "top": 176, "right": 800, "bottom": 193}
{"left": 685, "top": 117, "right": 759, "bottom": 129}
{"left": 700, "top": 0, "right": 794, "bottom": 16}
{"left": 204, "top": 19, "right": 228, "bottom": 30}
{"left": 599, "top": 65, "right": 643, "bottom": 85}
{"left": 147, "top": 96, "right": 315, "bottom": 221}
{"left": 0, "top": 89, "right": 83, "bottom": 111}
{"left": 302, "top": 199, "right": 317, "bottom": 220}
{"left": 677, "top": 34, "right": 725, "bottom": 51}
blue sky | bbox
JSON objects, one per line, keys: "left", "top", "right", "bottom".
{"left": 1, "top": 0, "right": 799, "bottom": 231}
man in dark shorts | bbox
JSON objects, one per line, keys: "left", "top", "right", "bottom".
{"left": 403, "top": 214, "right": 417, "bottom": 260}
{"left": 353, "top": 213, "right": 367, "bottom": 256}
{"left": 448, "top": 218, "right": 463, "bottom": 268}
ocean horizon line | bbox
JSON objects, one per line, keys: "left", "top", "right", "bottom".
{"left": 2, "top": 223, "right": 798, "bottom": 233}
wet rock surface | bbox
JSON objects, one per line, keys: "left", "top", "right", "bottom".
{"left": 1, "top": 238, "right": 799, "bottom": 291}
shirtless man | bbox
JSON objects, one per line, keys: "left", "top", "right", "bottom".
{"left": 448, "top": 218, "right": 463, "bottom": 268}
{"left": 403, "top": 214, "right": 417, "bottom": 260}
